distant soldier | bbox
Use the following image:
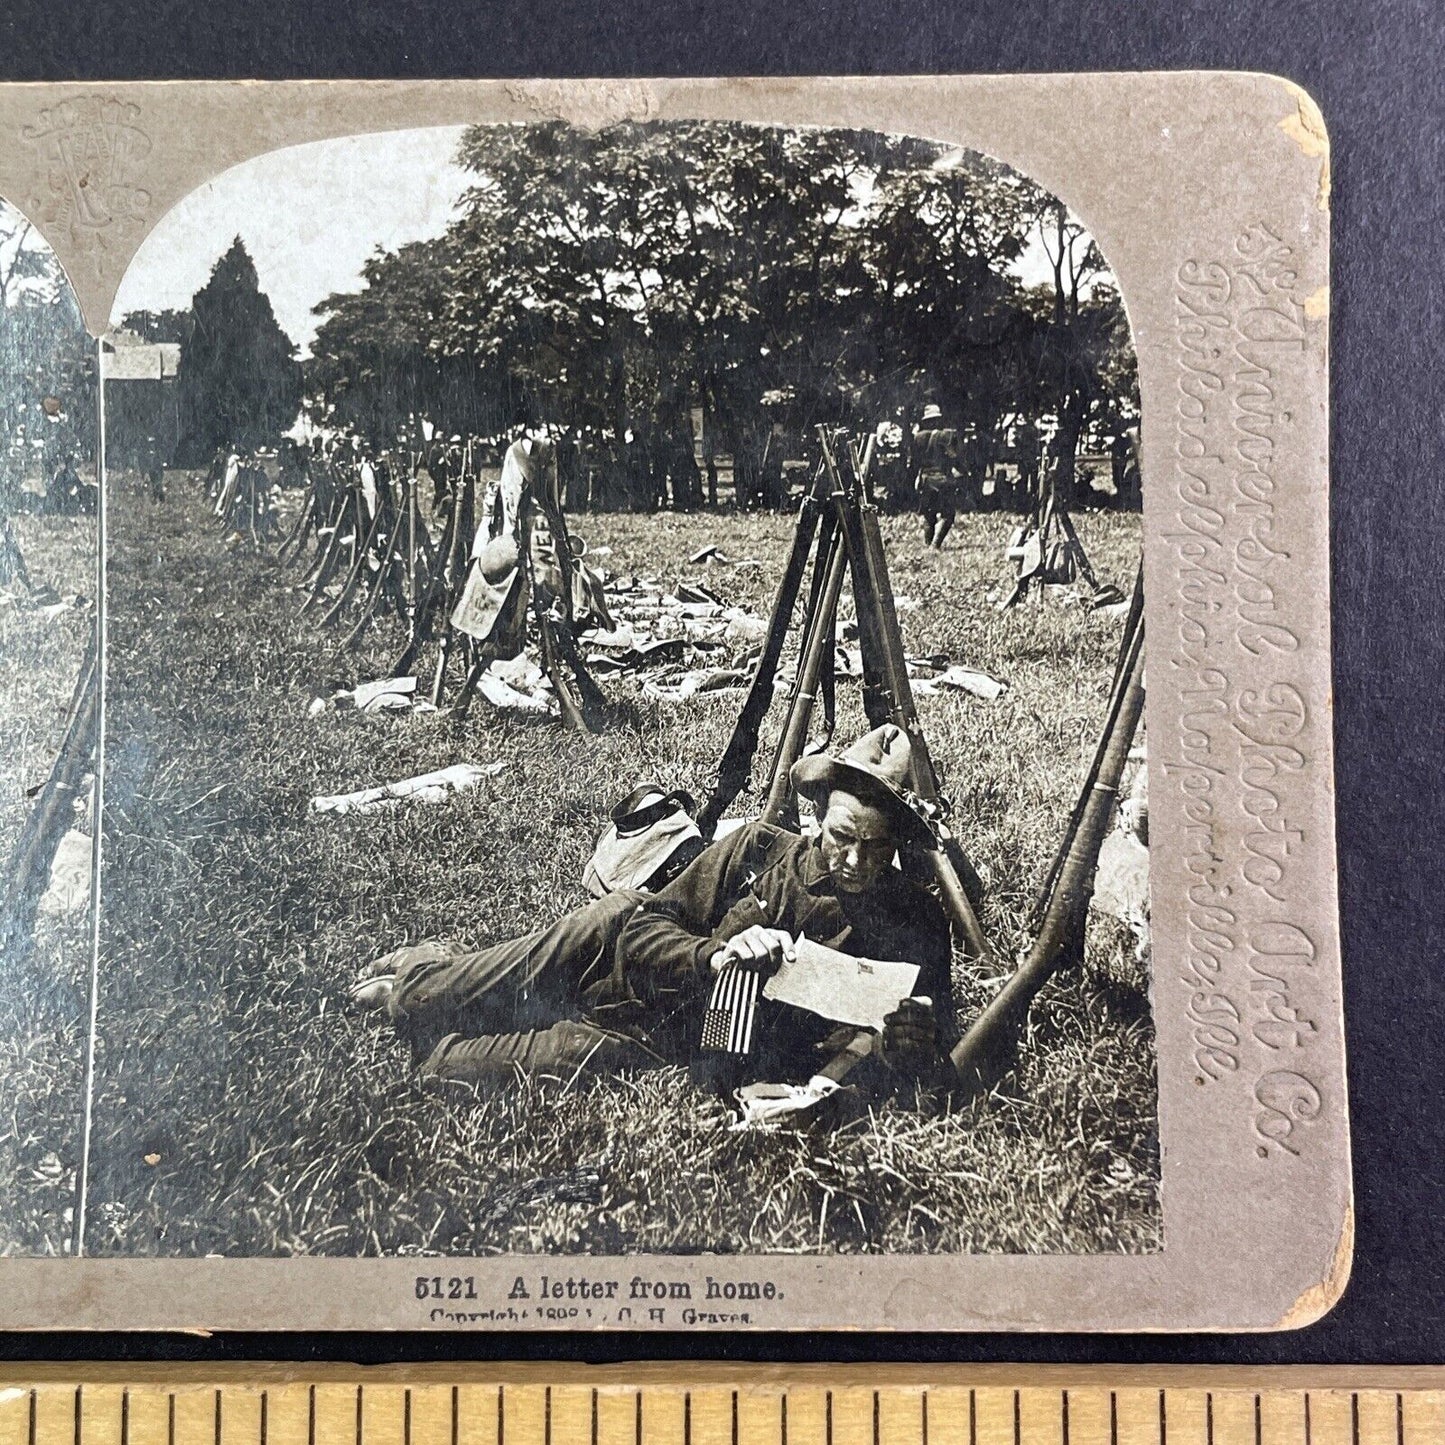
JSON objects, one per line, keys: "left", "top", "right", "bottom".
{"left": 912, "top": 403, "right": 960, "bottom": 550}
{"left": 0, "top": 444, "right": 22, "bottom": 517}
{"left": 227, "top": 449, "right": 279, "bottom": 546}
{"left": 143, "top": 434, "right": 165, "bottom": 503}
{"left": 1015, "top": 420, "right": 1041, "bottom": 503}
{"left": 276, "top": 437, "right": 309, "bottom": 490}
{"left": 203, "top": 446, "right": 228, "bottom": 503}
{"left": 431, "top": 435, "right": 464, "bottom": 515}
{"left": 872, "top": 414, "right": 908, "bottom": 511}
{"left": 757, "top": 422, "right": 788, "bottom": 511}
{"left": 0, "top": 448, "right": 29, "bottom": 588}
{"left": 0, "top": 509, "right": 28, "bottom": 589}
{"left": 49, "top": 451, "right": 92, "bottom": 516}
{"left": 958, "top": 423, "right": 987, "bottom": 511}
{"left": 213, "top": 450, "right": 241, "bottom": 518}
{"left": 352, "top": 437, "right": 378, "bottom": 519}
{"left": 666, "top": 427, "right": 702, "bottom": 512}
{"left": 1113, "top": 426, "right": 1141, "bottom": 508}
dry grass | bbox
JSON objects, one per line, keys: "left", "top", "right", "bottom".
{"left": 0, "top": 513, "right": 95, "bottom": 1256}
{"left": 81, "top": 476, "right": 1158, "bottom": 1258}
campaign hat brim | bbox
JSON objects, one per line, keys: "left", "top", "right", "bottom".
{"left": 790, "top": 754, "right": 935, "bottom": 850}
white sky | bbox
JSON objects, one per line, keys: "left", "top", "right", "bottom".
{"left": 112, "top": 127, "right": 471, "bottom": 356}
{"left": 112, "top": 127, "right": 1078, "bottom": 360}
{"left": 0, "top": 200, "right": 80, "bottom": 305}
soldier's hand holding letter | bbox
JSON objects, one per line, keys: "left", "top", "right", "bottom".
{"left": 711, "top": 926, "right": 796, "bottom": 976}
{"left": 878, "top": 995, "right": 938, "bottom": 1074}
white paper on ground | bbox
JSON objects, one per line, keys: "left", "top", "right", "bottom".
{"left": 351, "top": 675, "right": 416, "bottom": 711}
{"left": 932, "top": 664, "right": 1007, "bottom": 700}
{"left": 475, "top": 672, "right": 552, "bottom": 713}
{"left": 729, "top": 1074, "right": 841, "bottom": 1130}
{"left": 310, "top": 762, "right": 503, "bottom": 816}
{"left": 37, "top": 829, "right": 92, "bottom": 916}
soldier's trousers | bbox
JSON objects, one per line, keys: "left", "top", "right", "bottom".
{"left": 918, "top": 481, "right": 955, "bottom": 548}
{"left": 377, "top": 889, "right": 659, "bottom": 1084}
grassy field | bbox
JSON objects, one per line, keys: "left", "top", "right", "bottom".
{"left": 0, "top": 512, "right": 95, "bottom": 1256}
{"left": 88, "top": 474, "right": 1158, "bottom": 1258}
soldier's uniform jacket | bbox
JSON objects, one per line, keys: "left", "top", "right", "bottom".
{"left": 383, "top": 821, "right": 957, "bottom": 1089}
{"left": 913, "top": 426, "right": 960, "bottom": 486}
{"left": 601, "top": 821, "right": 957, "bottom": 1076}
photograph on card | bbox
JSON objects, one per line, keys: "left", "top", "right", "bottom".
{"left": 85, "top": 119, "right": 1155, "bottom": 1259}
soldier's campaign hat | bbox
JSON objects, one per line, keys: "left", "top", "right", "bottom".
{"left": 791, "top": 723, "right": 935, "bottom": 849}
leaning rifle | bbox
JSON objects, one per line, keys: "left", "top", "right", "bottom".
{"left": 818, "top": 426, "right": 993, "bottom": 964}
{"left": 949, "top": 586, "right": 1146, "bottom": 1098}
{"left": 759, "top": 522, "right": 850, "bottom": 825}
{"left": 0, "top": 628, "right": 99, "bottom": 958}
{"left": 1028, "top": 560, "right": 1144, "bottom": 930}
{"left": 699, "top": 470, "right": 831, "bottom": 837}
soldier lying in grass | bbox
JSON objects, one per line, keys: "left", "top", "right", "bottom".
{"left": 352, "top": 725, "right": 959, "bottom": 1100}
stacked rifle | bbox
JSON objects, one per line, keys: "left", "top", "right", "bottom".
{"left": 276, "top": 437, "right": 609, "bottom": 724}
{"left": 948, "top": 563, "right": 1145, "bottom": 1095}
{"left": 701, "top": 424, "right": 992, "bottom": 963}
{"left": 277, "top": 439, "right": 453, "bottom": 665}
{"left": 210, "top": 453, "right": 281, "bottom": 550}
{"left": 422, "top": 446, "right": 609, "bottom": 727}
{"left": 700, "top": 424, "right": 1147, "bottom": 1099}
{"left": 0, "top": 627, "right": 98, "bottom": 959}
{"left": 1000, "top": 466, "right": 1104, "bottom": 608}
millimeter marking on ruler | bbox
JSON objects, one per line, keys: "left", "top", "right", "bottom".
{"left": 5, "top": 1378, "right": 1445, "bottom": 1445}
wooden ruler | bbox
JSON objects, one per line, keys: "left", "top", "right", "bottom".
{"left": 1, "top": 1368, "right": 1442, "bottom": 1445}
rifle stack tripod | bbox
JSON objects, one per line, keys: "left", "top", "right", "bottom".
{"left": 279, "top": 444, "right": 440, "bottom": 658}
{"left": 699, "top": 426, "right": 1148, "bottom": 1095}
{"left": 275, "top": 440, "right": 607, "bottom": 727}
{"left": 412, "top": 447, "right": 607, "bottom": 730}
{"left": 999, "top": 465, "right": 1104, "bottom": 608}
{"left": 700, "top": 424, "right": 992, "bottom": 963}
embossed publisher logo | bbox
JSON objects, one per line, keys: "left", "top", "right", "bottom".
{"left": 21, "top": 96, "right": 152, "bottom": 270}
{"left": 504, "top": 80, "right": 659, "bottom": 130}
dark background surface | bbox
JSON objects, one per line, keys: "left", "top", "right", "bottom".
{"left": 0, "top": 0, "right": 1440, "bottom": 1368}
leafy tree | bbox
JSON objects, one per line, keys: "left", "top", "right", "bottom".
{"left": 120, "top": 308, "right": 194, "bottom": 346}
{"left": 174, "top": 238, "right": 302, "bottom": 464}
{"left": 842, "top": 150, "right": 1038, "bottom": 451}
{"left": 427, "top": 122, "right": 927, "bottom": 505}
{"left": 307, "top": 238, "right": 521, "bottom": 445}
{"left": 305, "top": 123, "right": 1141, "bottom": 512}
{"left": 0, "top": 208, "right": 95, "bottom": 498}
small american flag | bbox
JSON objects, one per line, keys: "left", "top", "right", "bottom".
{"left": 700, "top": 962, "right": 760, "bottom": 1055}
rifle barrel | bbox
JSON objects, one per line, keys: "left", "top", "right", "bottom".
{"left": 697, "top": 487, "right": 822, "bottom": 835}
{"left": 848, "top": 477, "right": 994, "bottom": 960}
{"left": 0, "top": 633, "right": 99, "bottom": 955}
{"left": 761, "top": 529, "right": 849, "bottom": 825}
{"left": 949, "top": 617, "right": 1146, "bottom": 1097}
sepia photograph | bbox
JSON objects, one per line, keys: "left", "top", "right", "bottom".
{"left": 83, "top": 118, "right": 1155, "bottom": 1260}
{"left": 0, "top": 198, "right": 96, "bottom": 1258}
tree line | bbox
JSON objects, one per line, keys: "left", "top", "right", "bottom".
{"left": 136, "top": 122, "right": 1141, "bottom": 509}
{"left": 0, "top": 209, "right": 96, "bottom": 502}
{"left": 125, "top": 238, "right": 304, "bottom": 468}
